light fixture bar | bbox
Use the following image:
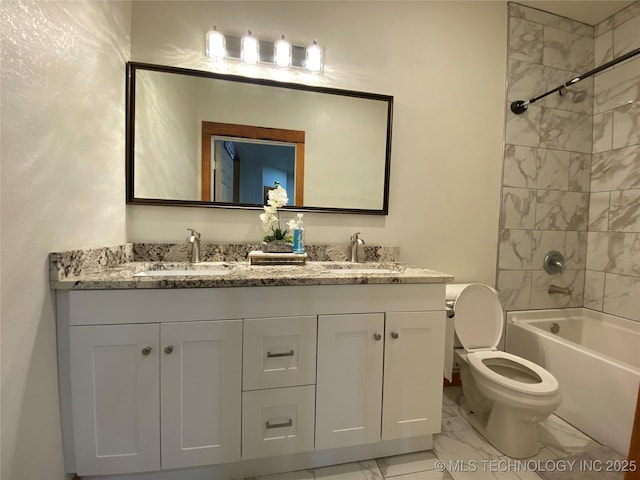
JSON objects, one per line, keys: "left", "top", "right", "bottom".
{"left": 210, "top": 35, "right": 313, "bottom": 69}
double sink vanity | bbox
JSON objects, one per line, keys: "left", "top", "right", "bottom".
{"left": 50, "top": 242, "right": 453, "bottom": 480}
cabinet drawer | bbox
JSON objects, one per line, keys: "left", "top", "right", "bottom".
{"left": 243, "top": 316, "right": 317, "bottom": 390}
{"left": 242, "top": 385, "right": 315, "bottom": 460}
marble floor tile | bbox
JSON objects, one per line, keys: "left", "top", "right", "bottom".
{"left": 391, "top": 471, "right": 453, "bottom": 479}
{"left": 247, "top": 470, "right": 315, "bottom": 480}
{"left": 434, "top": 416, "right": 503, "bottom": 464}
{"left": 315, "top": 460, "right": 383, "bottom": 480}
{"left": 442, "top": 386, "right": 464, "bottom": 410}
{"left": 442, "top": 401, "right": 459, "bottom": 419}
{"left": 377, "top": 451, "right": 438, "bottom": 477}
{"left": 491, "top": 447, "right": 558, "bottom": 480}
{"left": 502, "top": 446, "right": 559, "bottom": 464}
{"left": 536, "top": 415, "right": 601, "bottom": 457}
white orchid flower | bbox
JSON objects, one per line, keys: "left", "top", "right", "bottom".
{"left": 259, "top": 205, "right": 278, "bottom": 232}
{"left": 287, "top": 219, "right": 297, "bottom": 231}
{"left": 259, "top": 183, "right": 291, "bottom": 240}
{"left": 267, "top": 184, "right": 289, "bottom": 208}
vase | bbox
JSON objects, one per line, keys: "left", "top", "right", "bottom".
{"left": 261, "top": 240, "right": 294, "bottom": 253}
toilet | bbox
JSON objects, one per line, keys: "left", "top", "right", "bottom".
{"left": 445, "top": 283, "right": 562, "bottom": 459}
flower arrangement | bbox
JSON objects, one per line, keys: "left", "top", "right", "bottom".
{"left": 260, "top": 182, "right": 296, "bottom": 245}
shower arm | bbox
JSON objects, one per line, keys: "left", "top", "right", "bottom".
{"left": 510, "top": 46, "right": 640, "bottom": 114}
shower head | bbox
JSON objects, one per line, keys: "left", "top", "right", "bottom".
{"left": 559, "top": 87, "right": 588, "bottom": 103}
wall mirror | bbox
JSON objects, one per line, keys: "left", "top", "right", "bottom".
{"left": 126, "top": 62, "right": 393, "bottom": 214}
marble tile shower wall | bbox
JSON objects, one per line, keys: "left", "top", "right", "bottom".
{"left": 586, "top": 2, "right": 640, "bottom": 322}
{"left": 499, "top": 3, "right": 593, "bottom": 311}
{"left": 498, "top": 2, "right": 640, "bottom": 323}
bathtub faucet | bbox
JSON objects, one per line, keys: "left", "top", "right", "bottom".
{"left": 548, "top": 284, "right": 571, "bottom": 295}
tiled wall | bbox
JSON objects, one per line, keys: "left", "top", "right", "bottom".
{"left": 498, "top": 2, "right": 640, "bottom": 323}
{"left": 585, "top": 3, "right": 640, "bottom": 322}
{"left": 498, "top": 3, "right": 593, "bottom": 311}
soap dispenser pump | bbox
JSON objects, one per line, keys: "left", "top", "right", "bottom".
{"left": 293, "top": 213, "right": 305, "bottom": 254}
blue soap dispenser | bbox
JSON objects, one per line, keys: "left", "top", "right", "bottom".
{"left": 293, "top": 213, "right": 305, "bottom": 254}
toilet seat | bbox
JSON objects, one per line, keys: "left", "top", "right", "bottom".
{"left": 467, "top": 350, "right": 559, "bottom": 395}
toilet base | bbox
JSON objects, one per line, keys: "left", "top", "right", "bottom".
{"left": 485, "top": 403, "right": 539, "bottom": 458}
{"left": 459, "top": 399, "right": 540, "bottom": 459}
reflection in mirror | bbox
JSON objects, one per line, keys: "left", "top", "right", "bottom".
{"left": 127, "top": 62, "right": 393, "bottom": 214}
{"left": 208, "top": 138, "right": 296, "bottom": 204}
{"left": 201, "top": 122, "right": 304, "bottom": 205}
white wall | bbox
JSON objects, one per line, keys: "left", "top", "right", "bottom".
{"left": 0, "top": 1, "right": 131, "bottom": 479}
{"left": 129, "top": 1, "right": 508, "bottom": 283}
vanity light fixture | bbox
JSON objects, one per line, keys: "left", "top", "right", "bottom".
{"left": 274, "top": 34, "right": 292, "bottom": 68}
{"left": 305, "top": 39, "right": 323, "bottom": 73}
{"left": 205, "top": 26, "right": 323, "bottom": 72}
{"left": 241, "top": 30, "right": 259, "bottom": 65}
{"left": 205, "top": 25, "right": 226, "bottom": 60}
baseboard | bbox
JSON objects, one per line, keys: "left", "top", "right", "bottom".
{"left": 78, "top": 435, "right": 433, "bottom": 480}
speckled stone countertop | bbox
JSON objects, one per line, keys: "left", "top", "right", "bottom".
{"left": 49, "top": 243, "right": 454, "bottom": 290}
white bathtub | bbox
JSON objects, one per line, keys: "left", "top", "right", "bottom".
{"left": 505, "top": 308, "right": 640, "bottom": 456}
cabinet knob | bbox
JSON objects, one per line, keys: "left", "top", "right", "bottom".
{"left": 373, "top": 333, "right": 382, "bottom": 341}
{"left": 164, "top": 345, "right": 174, "bottom": 355}
{"left": 391, "top": 331, "right": 399, "bottom": 339}
{"left": 141, "top": 346, "right": 152, "bottom": 356}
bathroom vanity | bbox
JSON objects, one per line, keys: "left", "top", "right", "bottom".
{"left": 51, "top": 244, "right": 453, "bottom": 479}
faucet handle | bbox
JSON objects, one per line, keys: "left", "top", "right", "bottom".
{"left": 187, "top": 228, "right": 201, "bottom": 239}
{"left": 543, "top": 251, "right": 564, "bottom": 274}
{"left": 351, "top": 232, "right": 363, "bottom": 243}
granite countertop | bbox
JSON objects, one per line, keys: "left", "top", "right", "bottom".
{"left": 49, "top": 243, "right": 454, "bottom": 291}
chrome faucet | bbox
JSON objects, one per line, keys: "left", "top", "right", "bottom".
{"left": 350, "top": 232, "right": 365, "bottom": 263}
{"left": 548, "top": 284, "right": 571, "bottom": 295}
{"left": 187, "top": 228, "right": 201, "bottom": 263}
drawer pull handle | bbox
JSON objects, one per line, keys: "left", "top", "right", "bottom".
{"left": 391, "top": 331, "right": 399, "bottom": 339}
{"left": 267, "top": 350, "right": 294, "bottom": 358}
{"left": 373, "top": 333, "right": 382, "bottom": 341}
{"left": 141, "top": 346, "right": 152, "bottom": 356}
{"left": 266, "top": 419, "right": 293, "bottom": 429}
{"left": 164, "top": 345, "right": 174, "bottom": 355}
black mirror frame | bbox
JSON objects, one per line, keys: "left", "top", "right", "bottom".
{"left": 126, "top": 61, "right": 393, "bottom": 215}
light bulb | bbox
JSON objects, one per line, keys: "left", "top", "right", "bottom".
{"left": 305, "top": 39, "right": 323, "bottom": 73}
{"left": 241, "top": 30, "right": 259, "bottom": 65}
{"left": 274, "top": 34, "right": 292, "bottom": 68}
{"left": 205, "top": 26, "right": 226, "bottom": 60}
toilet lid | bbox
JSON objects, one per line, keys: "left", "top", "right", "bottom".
{"left": 453, "top": 283, "right": 504, "bottom": 351}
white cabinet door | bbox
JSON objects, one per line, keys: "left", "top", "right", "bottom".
{"left": 161, "top": 320, "right": 242, "bottom": 469}
{"left": 315, "top": 313, "right": 384, "bottom": 450}
{"left": 382, "top": 311, "right": 445, "bottom": 440}
{"left": 70, "top": 324, "right": 160, "bottom": 476}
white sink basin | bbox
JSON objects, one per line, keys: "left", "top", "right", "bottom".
{"left": 133, "top": 269, "right": 230, "bottom": 277}
{"left": 327, "top": 268, "right": 400, "bottom": 275}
